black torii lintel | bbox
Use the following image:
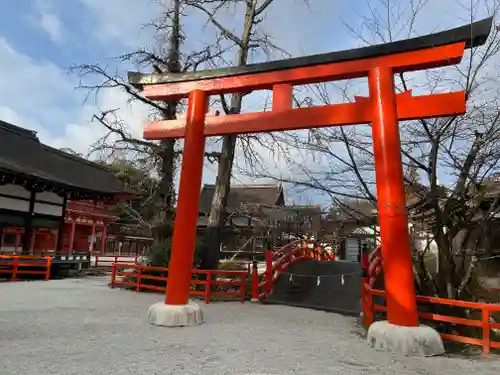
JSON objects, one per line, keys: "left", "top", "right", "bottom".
{"left": 128, "top": 17, "right": 493, "bottom": 87}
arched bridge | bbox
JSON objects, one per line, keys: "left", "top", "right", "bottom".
{"left": 251, "top": 240, "right": 383, "bottom": 316}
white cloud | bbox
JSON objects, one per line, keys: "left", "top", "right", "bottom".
{"left": 77, "top": 0, "right": 161, "bottom": 47}
{"left": 0, "top": 36, "right": 146, "bottom": 154}
{"left": 0, "top": 36, "right": 237, "bottom": 188}
{"left": 39, "top": 10, "right": 64, "bottom": 43}
{"left": 34, "top": 0, "right": 65, "bottom": 44}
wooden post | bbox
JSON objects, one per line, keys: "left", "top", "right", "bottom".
{"left": 29, "top": 231, "right": 36, "bottom": 254}
{"left": 55, "top": 193, "right": 68, "bottom": 255}
{"left": 68, "top": 219, "right": 76, "bottom": 253}
{"left": 368, "top": 66, "right": 418, "bottom": 327}
{"left": 240, "top": 273, "right": 247, "bottom": 303}
{"left": 482, "top": 308, "right": 490, "bottom": 354}
{"left": 100, "top": 222, "right": 107, "bottom": 255}
{"left": 165, "top": 90, "right": 207, "bottom": 306}
{"left": 251, "top": 261, "right": 259, "bottom": 301}
{"left": 272, "top": 84, "right": 293, "bottom": 111}
{"left": 11, "top": 256, "right": 18, "bottom": 281}
{"left": 110, "top": 263, "right": 116, "bottom": 288}
{"left": 264, "top": 249, "right": 273, "bottom": 294}
{"left": 204, "top": 272, "right": 212, "bottom": 304}
{"left": 89, "top": 221, "right": 96, "bottom": 253}
{"left": 0, "top": 226, "right": 3, "bottom": 253}
{"left": 14, "top": 233, "right": 20, "bottom": 253}
{"left": 45, "top": 257, "right": 52, "bottom": 281}
{"left": 22, "top": 190, "right": 36, "bottom": 254}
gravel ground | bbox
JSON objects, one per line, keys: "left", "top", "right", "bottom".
{"left": 1, "top": 277, "right": 500, "bottom": 375}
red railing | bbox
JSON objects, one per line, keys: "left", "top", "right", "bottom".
{"left": 367, "top": 246, "right": 382, "bottom": 286}
{"left": 362, "top": 246, "right": 500, "bottom": 353}
{"left": 251, "top": 239, "right": 335, "bottom": 301}
{"left": 110, "top": 263, "right": 247, "bottom": 304}
{"left": 0, "top": 255, "right": 52, "bottom": 281}
{"left": 95, "top": 256, "right": 139, "bottom": 267}
{"left": 66, "top": 200, "right": 116, "bottom": 218}
{"left": 362, "top": 281, "right": 500, "bottom": 354}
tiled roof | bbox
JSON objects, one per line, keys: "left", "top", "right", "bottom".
{"left": 0, "top": 120, "right": 126, "bottom": 198}
{"left": 199, "top": 184, "right": 284, "bottom": 214}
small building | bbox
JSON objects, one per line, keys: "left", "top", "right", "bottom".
{"left": 198, "top": 183, "right": 285, "bottom": 225}
{"left": 0, "top": 121, "right": 130, "bottom": 255}
{"left": 197, "top": 183, "right": 327, "bottom": 260}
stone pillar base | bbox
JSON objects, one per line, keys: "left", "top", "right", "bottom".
{"left": 147, "top": 301, "right": 204, "bottom": 327}
{"left": 367, "top": 320, "right": 444, "bottom": 356}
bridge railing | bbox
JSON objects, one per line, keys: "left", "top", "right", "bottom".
{"left": 110, "top": 263, "right": 247, "bottom": 304}
{"left": 367, "top": 246, "right": 383, "bottom": 286}
{"left": 0, "top": 255, "right": 52, "bottom": 281}
{"left": 94, "top": 255, "right": 139, "bottom": 267}
{"left": 251, "top": 240, "right": 335, "bottom": 301}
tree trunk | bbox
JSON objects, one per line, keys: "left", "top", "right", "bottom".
{"left": 201, "top": 1, "right": 257, "bottom": 270}
{"left": 201, "top": 134, "right": 237, "bottom": 269}
{"left": 151, "top": 0, "right": 181, "bottom": 245}
{"left": 151, "top": 138, "right": 177, "bottom": 242}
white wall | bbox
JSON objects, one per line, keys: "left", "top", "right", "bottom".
{"left": 349, "top": 224, "right": 438, "bottom": 254}
{"left": 0, "top": 184, "right": 63, "bottom": 217}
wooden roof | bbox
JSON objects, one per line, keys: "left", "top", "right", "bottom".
{"left": 199, "top": 184, "right": 284, "bottom": 214}
{"left": 0, "top": 121, "right": 127, "bottom": 199}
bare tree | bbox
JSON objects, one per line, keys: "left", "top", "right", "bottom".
{"left": 70, "top": 0, "right": 228, "bottom": 246}
{"left": 248, "top": 0, "right": 500, "bottom": 300}
{"left": 185, "top": 0, "right": 303, "bottom": 270}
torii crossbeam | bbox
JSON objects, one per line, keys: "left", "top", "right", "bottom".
{"left": 132, "top": 17, "right": 492, "bottom": 352}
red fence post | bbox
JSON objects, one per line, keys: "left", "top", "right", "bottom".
{"left": 366, "top": 289, "right": 374, "bottom": 326}
{"left": 204, "top": 272, "right": 212, "bottom": 304}
{"left": 264, "top": 249, "right": 273, "bottom": 294}
{"left": 110, "top": 263, "right": 116, "bottom": 288}
{"left": 240, "top": 273, "right": 247, "bottom": 303}
{"left": 361, "top": 279, "right": 367, "bottom": 326}
{"left": 136, "top": 266, "right": 143, "bottom": 292}
{"left": 482, "top": 307, "right": 490, "bottom": 354}
{"left": 45, "top": 257, "right": 52, "bottom": 281}
{"left": 12, "top": 257, "right": 18, "bottom": 281}
{"left": 251, "top": 261, "right": 259, "bottom": 302}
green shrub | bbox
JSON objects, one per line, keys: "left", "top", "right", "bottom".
{"left": 149, "top": 237, "right": 207, "bottom": 268}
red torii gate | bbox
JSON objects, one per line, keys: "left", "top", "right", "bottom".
{"left": 131, "top": 17, "right": 492, "bottom": 354}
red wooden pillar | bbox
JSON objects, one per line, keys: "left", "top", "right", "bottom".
{"left": 89, "top": 221, "right": 96, "bottom": 253}
{"left": 29, "top": 231, "right": 36, "bottom": 254}
{"left": 100, "top": 223, "right": 107, "bottom": 255}
{"left": 368, "top": 66, "right": 418, "bottom": 327}
{"left": 14, "top": 233, "right": 20, "bottom": 253}
{"left": 272, "top": 84, "right": 293, "bottom": 111}
{"left": 165, "top": 90, "right": 207, "bottom": 305}
{"left": 69, "top": 219, "right": 76, "bottom": 253}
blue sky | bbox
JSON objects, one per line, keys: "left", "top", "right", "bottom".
{"left": 0, "top": 0, "right": 495, "bottom": 206}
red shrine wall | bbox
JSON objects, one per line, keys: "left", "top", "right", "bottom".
{"left": 0, "top": 199, "right": 114, "bottom": 254}
{"left": 1, "top": 223, "right": 102, "bottom": 254}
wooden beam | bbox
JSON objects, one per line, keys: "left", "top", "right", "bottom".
{"left": 143, "top": 91, "right": 466, "bottom": 140}
{"left": 140, "top": 43, "right": 465, "bottom": 101}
